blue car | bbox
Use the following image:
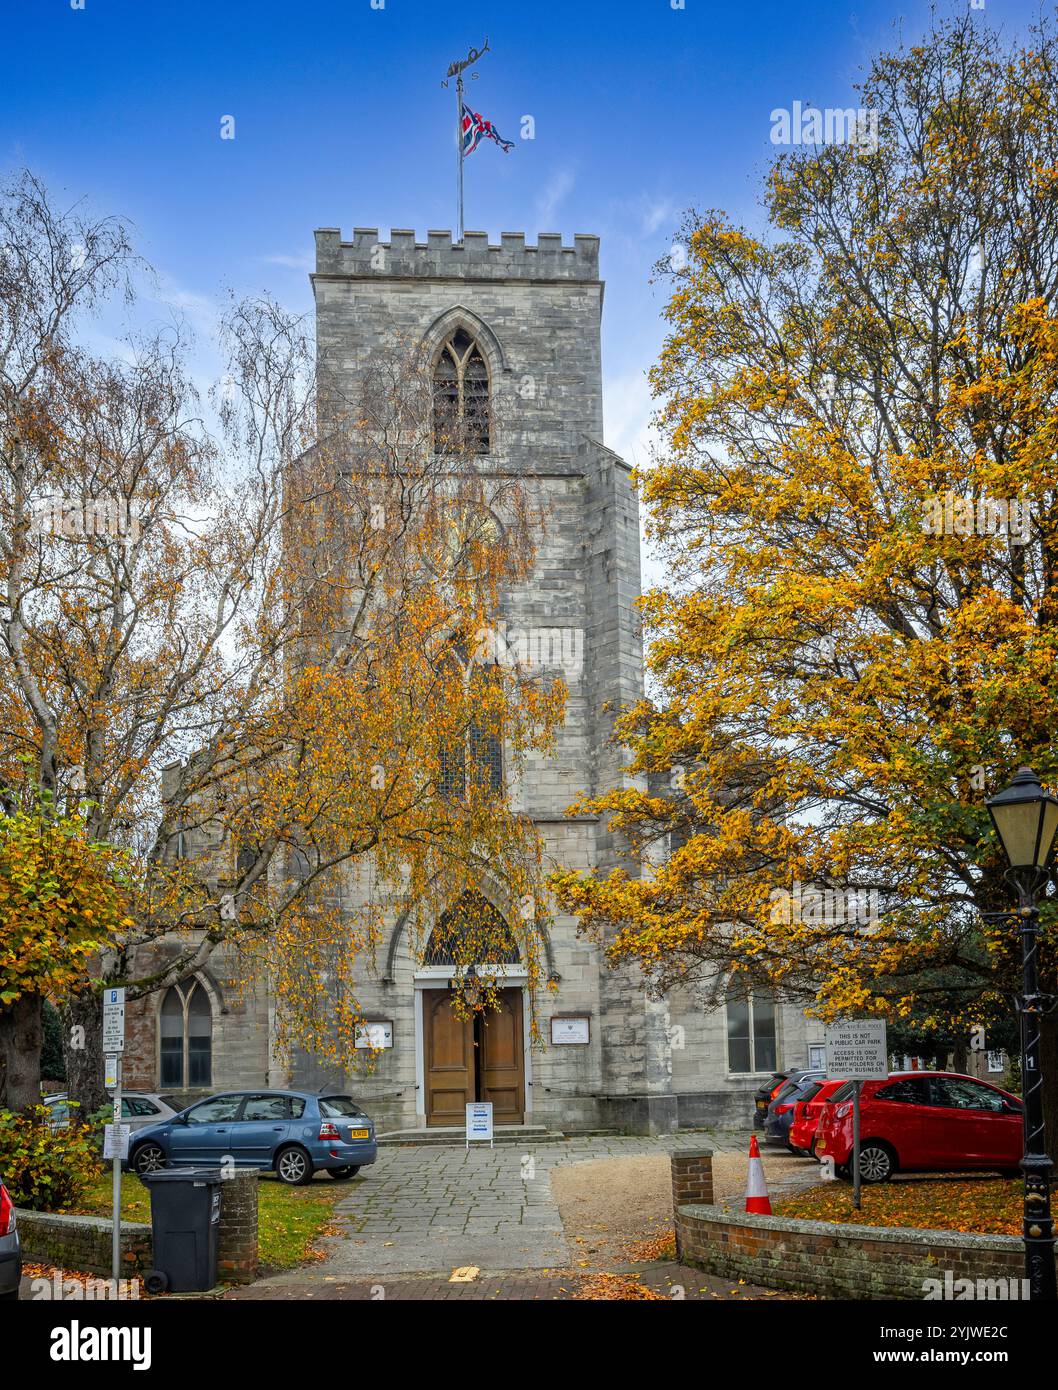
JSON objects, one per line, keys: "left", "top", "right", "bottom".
{"left": 764, "top": 1071, "right": 826, "bottom": 1149}
{"left": 126, "top": 1089, "right": 377, "bottom": 1185}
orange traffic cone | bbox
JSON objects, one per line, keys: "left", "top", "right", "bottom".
{"left": 745, "top": 1134, "right": 772, "bottom": 1215}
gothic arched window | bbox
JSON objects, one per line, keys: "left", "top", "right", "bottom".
{"left": 433, "top": 327, "right": 490, "bottom": 455}
{"left": 439, "top": 718, "right": 503, "bottom": 800}
{"left": 423, "top": 890, "right": 521, "bottom": 966}
{"left": 159, "top": 979, "right": 213, "bottom": 1088}
{"left": 438, "top": 640, "right": 503, "bottom": 801}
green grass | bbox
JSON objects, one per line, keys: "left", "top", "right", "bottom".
{"left": 72, "top": 1170, "right": 348, "bottom": 1275}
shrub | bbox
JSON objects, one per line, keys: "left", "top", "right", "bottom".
{"left": 0, "top": 1103, "right": 103, "bottom": 1210}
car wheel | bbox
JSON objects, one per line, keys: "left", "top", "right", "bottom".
{"left": 327, "top": 1166, "right": 360, "bottom": 1180}
{"left": 143, "top": 1270, "right": 169, "bottom": 1295}
{"left": 275, "top": 1145, "right": 314, "bottom": 1185}
{"left": 858, "top": 1142, "right": 896, "bottom": 1183}
{"left": 0, "top": 1289, "right": 18, "bottom": 1301}
{"left": 132, "top": 1143, "right": 167, "bottom": 1176}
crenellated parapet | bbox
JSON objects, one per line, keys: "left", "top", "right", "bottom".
{"left": 313, "top": 227, "right": 601, "bottom": 281}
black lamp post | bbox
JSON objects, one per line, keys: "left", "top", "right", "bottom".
{"left": 986, "top": 766, "right": 1058, "bottom": 1301}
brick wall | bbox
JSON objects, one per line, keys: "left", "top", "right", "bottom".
{"left": 217, "top": 1171, "right": 258, "bottom": 1284}
{"left": 674, "top": 1198, "right": 1031, "bottom": 1299}
{"left": 671, "top": 1151, "right": 714, "bottom": 1262}
{"left": 16, "top": 1209, "right": 152, "bottom": 1277}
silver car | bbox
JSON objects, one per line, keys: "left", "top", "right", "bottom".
{"left": 44, "top": 1091, "right": 179, "bottom": 1134}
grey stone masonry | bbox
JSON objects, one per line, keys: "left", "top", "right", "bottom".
{"left": 314, "top": 228, "right": 601, "bottom": 282}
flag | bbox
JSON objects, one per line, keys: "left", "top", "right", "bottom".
{"left": 461, "top": 103, "right": 514, "bottom": 156}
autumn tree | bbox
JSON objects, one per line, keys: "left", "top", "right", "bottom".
{"left": 0, "top": 172, "right": 564, "bottom": 1112}
{"left": 0, "top": 799, "right": 133, "bottom": 1110}
{"left": 552, "top": 13, "right": 1058, "bottom": 1144}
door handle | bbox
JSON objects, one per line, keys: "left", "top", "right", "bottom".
{"left": 272, "top": 1126, "right": 283, "bottom": 1131}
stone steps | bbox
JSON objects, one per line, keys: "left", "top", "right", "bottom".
{"left": 377, "top": 1124, "right": 566, "bottom": 1147}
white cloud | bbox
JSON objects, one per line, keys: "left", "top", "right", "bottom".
{"left": 261, "top": 252, "right": 314, "bottom": 272}
{"left": 604, "top": 364, "right": 669, "bottom": 594}
{"left": 535, "top": 167, "right": 575, "bottom": 226}
{"left": 604, "top": 365, "right": 658, "bottom": 469}
{"left": 642, "top": 197, "right": 677, "bottom": 236}
{"left": 148, "top": 274, "right": 220, "bottom": 341}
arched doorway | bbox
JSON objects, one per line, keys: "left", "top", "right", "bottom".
{"left": 421, "top": 893, "right": 525, "bottom": 1126}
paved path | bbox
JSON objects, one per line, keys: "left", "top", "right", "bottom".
{"left": 225, "top": 1262, "right": 801, "bottom": 1301}
{"left": 229, "top": 1130, "right": 813, "bottom": 1297}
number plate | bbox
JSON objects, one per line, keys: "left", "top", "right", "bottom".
{"left": 349, "top": 1128, "right": 369, "bottom": 1140}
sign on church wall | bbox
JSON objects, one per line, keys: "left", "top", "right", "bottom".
{"left": 550, "top": 1015, "right": 591, "bottom": 1045}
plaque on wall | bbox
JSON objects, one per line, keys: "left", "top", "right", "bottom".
{"left": 550, "top": 1015, "right": 590, "bottom": 1045}
{"left": 354, "top": 1020, "right": 394, "bottom": 1049}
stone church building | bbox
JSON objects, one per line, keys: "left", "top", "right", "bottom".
{"left": 124, "top": 225, "right": 822, "bottom": 1133}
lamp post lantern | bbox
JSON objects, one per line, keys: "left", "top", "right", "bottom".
{"left": 986, "top": 766, "right": 1058, "bottom": 1301}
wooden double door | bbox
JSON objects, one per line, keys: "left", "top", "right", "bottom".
{"left": 424, "top": 987, "right": 525, "bottom": 1126}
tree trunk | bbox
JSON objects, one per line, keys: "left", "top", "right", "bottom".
{"left": 61, "top": 987, "right": 108, "bottom": 1118}
{"left": 0, "top": 992, "right": 43, "bottom": 1111}
{"left": 952, "top": 1040, "right": 969, "bottom": 1075}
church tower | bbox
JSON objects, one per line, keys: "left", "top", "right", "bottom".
{"left": 124, "top": 226, "right": 823, "bottom": 1131}
{"left": 307, "top": 226, "right": 678, "bottom": 1132}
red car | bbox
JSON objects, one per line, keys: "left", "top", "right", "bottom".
{"left": 788, "top": 1078, "right": 847, "bottom": 1155}
{"left": 815, "top": 1072, "right": 1023, "bottom": 1183}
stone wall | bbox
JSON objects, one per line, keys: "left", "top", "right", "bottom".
{"left": 122, "top": 935, "right": 270, "bottom": 1095}
{"left": 16, "top": 1209, "right": 152, "bottom": 1277}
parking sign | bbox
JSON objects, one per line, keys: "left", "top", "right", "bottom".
{"left": 102, "top": 987, "right": 126, "bottom": 1054}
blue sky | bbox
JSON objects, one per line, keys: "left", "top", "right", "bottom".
{"left": 0, "top": 0, "right": 1047, "bottom": 469}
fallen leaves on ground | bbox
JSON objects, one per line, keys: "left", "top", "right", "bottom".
{"left": 572, "top": 1271, "right": 668, "bottom": 1300}
{"left": 775, "top": 1177, "right": 1022, "bottom": 1235}
{"left": 20, "top": 1262, "right": 153, "bottom": 1298}
{"left": 622, "top": 1230, "right": 677, "bottom": 1262}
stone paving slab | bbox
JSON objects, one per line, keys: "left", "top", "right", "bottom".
{"left": 242, "top": 1132, "right": 756, "bottom": 1289}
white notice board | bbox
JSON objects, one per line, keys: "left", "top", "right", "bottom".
{"left": 824, "top": 1020, "right": 889, "bottom": 1080}
{"left": 466, "top": 1101, "right": 494, "bottom": 1147}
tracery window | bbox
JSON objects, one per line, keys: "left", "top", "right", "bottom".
{"left": 433, "top": 327, "right": 490, "bottom": 454}
{"left": 159, "top": 979, "right": 212, "bottom": 1088}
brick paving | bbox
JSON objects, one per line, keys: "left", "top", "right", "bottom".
{"left": 224, "top": 1261, "right": 800, "bottom": 1300}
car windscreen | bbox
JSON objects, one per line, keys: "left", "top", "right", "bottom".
{"left": 773, "top": 1081, "right": 799, "bottom": 1102}
{"left": 319, "top": 1096, "right": 366, "bottom": 1118}
{"left": 828, "top": 1082, "right": 856, "bottom": 1103}
{"left": 798, "top": 1081, "right": 823, "bottom": 1103}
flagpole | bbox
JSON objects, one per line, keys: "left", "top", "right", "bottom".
{"left": 444, "top": 39, "right": 490, "bottom": 247}
{"left": 456, "top": 69, "right": 464, "bottom": 244}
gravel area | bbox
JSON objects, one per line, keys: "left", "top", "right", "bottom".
{"left": 550, "top": 1140, "right": 820, "bottom": 1266}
